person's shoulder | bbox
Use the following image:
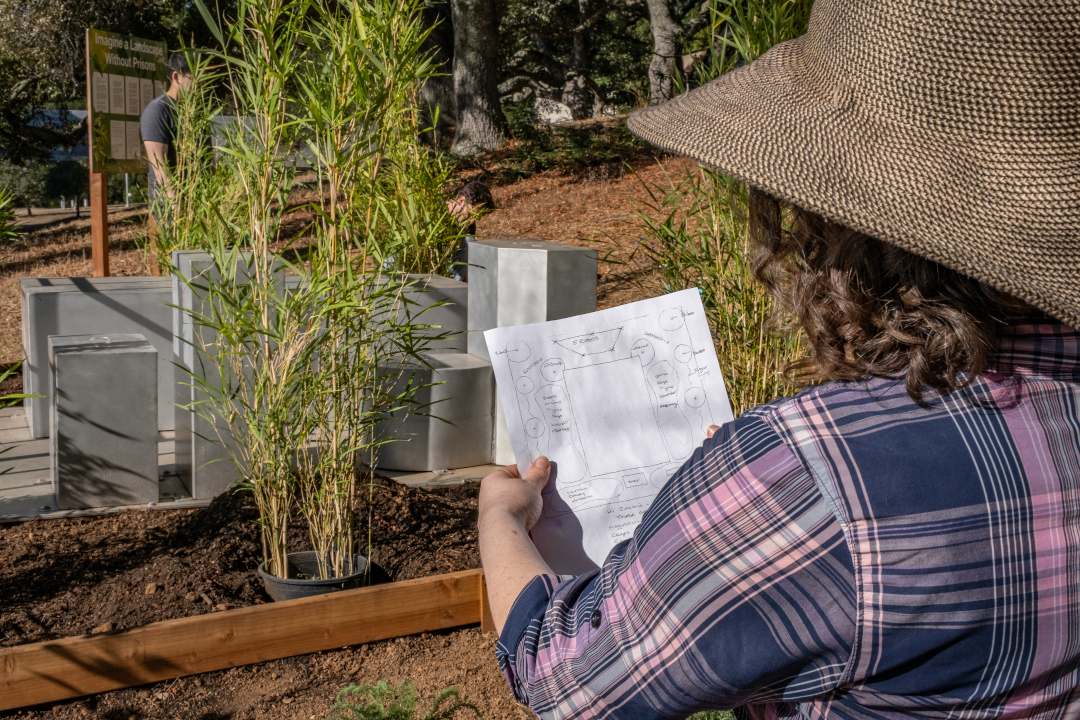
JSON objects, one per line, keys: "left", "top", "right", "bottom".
{"left": 143, "top": 94, "right": 174, "bottom": 117}
{"left": 743, "top": 376, "right": 912, "bottom": 427}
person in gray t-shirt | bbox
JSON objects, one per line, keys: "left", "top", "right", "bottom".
{"left": 140, "top": 52, "right": 193, "bottom": 213}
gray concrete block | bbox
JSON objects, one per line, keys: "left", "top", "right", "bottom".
{"left": 466, "top": 239, "right": 598, "bottom": 361}
{"left": 466, "top": 239, "right": 597, "bottom": 463}
{"left": 392, "top": 274, "right": 468, "bottom": 353}
{"left": 295, "top": 273, "right": 468, "bottom": 353}
{"left": 375, "top": 353, "right": 495, "bottom": 472}
{"left": 21, "top": 277, "right": 175, "bottom": 438}
{"left": 172, "top": 251, "right": 262, "bottom": 499}
{"left": 49, "top": 334, "right": 158, "bottom": 509}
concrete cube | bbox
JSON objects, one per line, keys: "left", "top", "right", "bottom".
{"left": 21, "top": 277, "right": 174, "bottom": 438}
{"left": 466, "top": 239, "right": 597, "bottom": 463}
{"left": 49, "top": 334, "right": 158, "bottom": 509}
{"left": 400, "top": 274, "right": 468, "bottom": 353}
{"left": 375, "top": 353, "right": 495, "bottom": 471}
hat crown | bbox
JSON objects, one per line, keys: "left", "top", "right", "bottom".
{"left": 799, "top": 0, "right": 1080, "bottom": 143}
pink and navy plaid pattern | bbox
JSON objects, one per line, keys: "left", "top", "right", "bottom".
{"left": 497, "top": 320, "right": 1080, "bottom": 720}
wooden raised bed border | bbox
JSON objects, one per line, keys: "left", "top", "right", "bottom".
{"left": 0, "top": 568, "right": 496, "bottom": 712}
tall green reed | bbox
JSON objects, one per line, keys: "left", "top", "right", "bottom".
{"left": 640, "top": 0, "right": 813, "bottom": 415}
{"left": 635, "top": 168, "right": 803, "bottom": 416}
{"left": 171, "top": 0, "right": 452, "bottom": 580}
{"left": 0, "top": 186, "right": 18, "bottom": 242}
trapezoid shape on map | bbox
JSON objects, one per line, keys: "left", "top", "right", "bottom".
{"left": 554, "top": 328, "right": 622, "bottom": 357}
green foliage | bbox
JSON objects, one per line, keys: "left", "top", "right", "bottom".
{"left": 495, "top": 105, "right": 647, "bottom": 183}
{"left": 687, "top": 712, "right": 736, "bottom": 720}
{"left": 43, "top": 160, "right": 90, "bottom": 209}
{"left": 0, "top": 0, "right": 234, "bottom": 163}
{"left": 0, "top": 185, "right": 18, "bottom": 242}
{"left": 171, "top": 0, "right": 458, "bottom": 581}
{"left": 637, "top": 0, "right": 814, "bottom": 414}
{"left": 326, "top": 682, "right": 479, "bottom": 720}
{"left": 684, "top": 0, "right": 815, "bottom": 87}
{"left": 0, "top": 361, "right": 41, "bottom": 476}
{"left": 635, "top": 167, "right": 804, "bottom": 414}
{"left": 0, "top": 160, "right": 49, "bottom": 212}
{"left": 499, "top": 0, "right": 653, "bottom": 113}
{"left": 108, "top": 172, "right": 148, "bottom": 205}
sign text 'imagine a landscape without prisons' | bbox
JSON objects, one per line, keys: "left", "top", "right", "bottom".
{"left": 86, "top": 28, "right": 169, "bottom": 174}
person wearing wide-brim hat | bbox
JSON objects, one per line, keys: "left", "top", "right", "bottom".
{"left": 477, "top": 1, "right": 1080, "bottom": 718}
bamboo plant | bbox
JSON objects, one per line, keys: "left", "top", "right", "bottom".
{"left": 638, "top": 0, "right": 813, "bottom": 414}
{"left": 169, "top": 0, "right": 456, "bottom": 580}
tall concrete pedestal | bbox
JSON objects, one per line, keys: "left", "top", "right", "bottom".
{"left": 467, "top": 239, "right": 597, "bottom": 464}
{"left": 172, "top": 251, "right": 253, "bottom": 499}
{"left": 49, "top": 334, "right": 159, "bottom": 510}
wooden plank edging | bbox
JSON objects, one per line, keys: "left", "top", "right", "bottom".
{"left": 0, "top": 568, "right": 487, "bottom": 711}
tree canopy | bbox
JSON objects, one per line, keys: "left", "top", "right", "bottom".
{"left": 0, "top": 0, "right": 229, "bottom": 164}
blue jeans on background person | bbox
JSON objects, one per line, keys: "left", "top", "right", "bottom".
{"left": 452, "top": 235, "right": 474, "bottom": 282}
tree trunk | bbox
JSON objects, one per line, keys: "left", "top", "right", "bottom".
{"left": 450, "top": 0, "right": 504, "bottom": 155}
{"left": 419, "top": 1, "right": 456, "bottom": 146}
{"left": 561, "top": 0, "right": 597, "bottom": 120}
{"left": 644, "top": 0, "right": 681, "bottom": 104}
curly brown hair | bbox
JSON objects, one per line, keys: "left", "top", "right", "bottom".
{"left": 748, "top": 188, "right": 1036, "bottom": 404}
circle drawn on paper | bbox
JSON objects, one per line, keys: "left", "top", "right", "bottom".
{"left": 540, "top": 359, "right": 564, "bottom": 382}
{"left": 659, "top": 308, "right": 684, "bottom": 331}
{"left": 631, "top": 338, "right": 654, "bottom": 366}
{"left": 685, "top": 387, "right": 706, "bottom": 408}
{"left": 516, "top": 376, "right": 534, "bottom": 394}
{"left": 525, "top": 417, "right": 545, "bottom": 438}
{"left": 674, "top": 344, "right": 693, "bottom": 363}
{"left": 506, "top": 340, "right": 531, "bottom": 362}
{"left": 650, "top": 465, "right": 679, "bottom": 489}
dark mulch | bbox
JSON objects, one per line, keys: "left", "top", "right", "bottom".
{"left": 0, "top": 476, "right": 480, "bottom": 649}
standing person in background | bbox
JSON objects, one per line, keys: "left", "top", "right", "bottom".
{"left": 448, "top": 180, "right": 494, "bottom": 282}
{"left": 140, "top": 52, "right": 193, "bottom": 273}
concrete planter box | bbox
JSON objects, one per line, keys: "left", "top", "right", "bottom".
{"left": 375, "top": 352, "right": 495, "bottom": 472}
{"left": 20, "top": 277, "right": 174, "bottom": 438}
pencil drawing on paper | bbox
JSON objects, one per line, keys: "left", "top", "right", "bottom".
{"left": 498, "top": 303, "right": 717, "bottom": 517}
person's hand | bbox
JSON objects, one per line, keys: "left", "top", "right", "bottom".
{"left": 479, "top": 456, "right": 552, "bottom": 532}
{"left": 447, "top": 196, "right": 470, "bottom": 223}
{"left": 707, "top": 424, "right": 721, "bottom": 439}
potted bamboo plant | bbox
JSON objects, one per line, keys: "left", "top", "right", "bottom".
{"left": 169, "top": 0, "right": 459, "bottom": 599}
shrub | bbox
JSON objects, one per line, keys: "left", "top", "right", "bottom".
{"left": 325, "top": 681, "right": 479, "bottom": 720}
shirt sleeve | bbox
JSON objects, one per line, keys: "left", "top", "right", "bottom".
{"left": 140, "top": 98, "right": 173, "bottom": 145}
{"left": 495, "top": 412, "right": 857, "bottom": 720}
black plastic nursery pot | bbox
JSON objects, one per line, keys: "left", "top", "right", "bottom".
{"left": 258, "top": 550, "right": 390, "bottom": 602}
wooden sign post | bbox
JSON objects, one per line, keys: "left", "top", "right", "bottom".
{"left": 85, "top": 28, "right": 169, "bottom": 276}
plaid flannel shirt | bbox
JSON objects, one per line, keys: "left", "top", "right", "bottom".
{"left": 497, "top": 319, "right": 1080, "bottom": 720}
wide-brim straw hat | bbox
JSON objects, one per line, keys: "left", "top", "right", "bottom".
{"left": 628, "top": 0, "right": 1080, "bottom": 327}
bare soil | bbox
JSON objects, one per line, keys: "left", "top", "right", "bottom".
{"left": 0, "top": 478, "right": 512, "bottom": 719}
{"left": 0, "top": 148, "right": 690, "bottom": 718}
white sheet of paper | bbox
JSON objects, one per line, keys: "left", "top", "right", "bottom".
{"left": 485, "top": 288, "right": 734, "bottom": 574}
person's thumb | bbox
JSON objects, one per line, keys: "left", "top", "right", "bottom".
{"left": 523, "top": 456, "right": 552, "bottom": 490}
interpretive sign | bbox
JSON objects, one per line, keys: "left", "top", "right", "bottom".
{"left": 86, "top": 28, "right": 169, "bottom": 173}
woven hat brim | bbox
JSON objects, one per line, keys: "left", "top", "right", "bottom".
{"left": 628, "top": 38, "right": 1080, "bottom": 328}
